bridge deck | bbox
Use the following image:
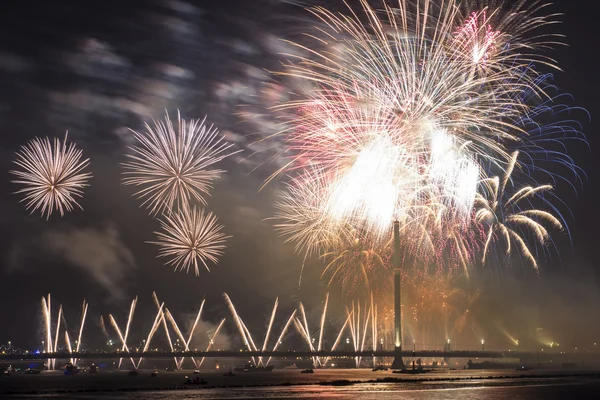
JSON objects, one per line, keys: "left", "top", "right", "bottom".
{"left": 0, "top": 350, "right": 579, "bottom": 361}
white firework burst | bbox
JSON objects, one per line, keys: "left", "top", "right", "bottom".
{"left": 11, "top": 133, "right": 91, "bottom": 219}
{"left": 122, "top": 111, "right": 238, "bottom": 215}
{"left": 150, "top": 207, "right": 229, "bottom": 276}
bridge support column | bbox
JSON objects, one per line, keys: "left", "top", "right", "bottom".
{"left": 391, "top": 222, "right": 405, "bottom": 370}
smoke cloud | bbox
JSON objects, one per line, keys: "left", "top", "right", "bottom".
{"left": 40, "top": 224, "right": 136, "bottom": 301}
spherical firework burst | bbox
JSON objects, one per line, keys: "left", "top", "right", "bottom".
{"left": 150, "top": 207, "right": 229, "bottom": 276}
{"left": 11, "top": 133, "right": 91, "bottom": 219}
{"left": 475, "top": 152, "right": 563, "bottom": 270}
{"left": 122, "top": 111, "right": 237, "bottom": 215}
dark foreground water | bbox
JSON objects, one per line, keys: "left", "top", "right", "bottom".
{"left": 2, "top": 369, "right": 600, "bottom": 399}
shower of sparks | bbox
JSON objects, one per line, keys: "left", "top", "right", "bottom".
{"left": 122, "top": 111, "right": 238, "bottom": 215}
{"left": 150, "top": 207, "right": 229, "bottom": 276}
{"left": 11, "top": 133, "right": 91, "bottom": 219}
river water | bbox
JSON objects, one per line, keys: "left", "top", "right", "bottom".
{"left": 2, "top": 369, "right": 599, "bottom": 399}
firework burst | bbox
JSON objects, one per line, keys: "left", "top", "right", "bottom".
{"left": 123, "top": 111, "right": 237, "bottom": 215}
{"left": 271, "top": 0, "right": 578, "bottom": 280}
{"left": 11, "top": 133, "right": 91, "bottom": 219}
{"left": 475, "top": 152, "right": 563, "bottom": 269}
{"left": 150, "top": 207, "right": 229, "bottom": 276}
{"left": 274, "top": 170, "right": 353, "bottom": 256}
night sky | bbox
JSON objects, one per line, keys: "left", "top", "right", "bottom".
{"left": 0, "top": 0, "right": 599, "bottom": 350}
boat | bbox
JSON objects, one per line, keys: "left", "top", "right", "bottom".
{"left": 150, "top": 371, "right": 158, "bottom": 377}
{"left": 89, "top": 364, "right": 98, "bottom": 374}
{"left": 234, "top": 364, "right": 274, "bottom": 372}
{"left": 224, "top": 371, "right": 236, "bottom": 377}
{"left": 64, "top": 363, "right": 79, "bottom": 375}
{"left": 184, "top": 376, "right": 207, "bottom": 385}
{"left": 128, "top": 370, "right": 139, "bottom": 377}
{"left": 467, "top": 360, "right": 519, "bottom": 370}
{"left": 515, "top": 365, "right": 533, "bottom": 371}
{"left": 301, "top": 368, "right": 314, "bottom": 374}
{"left": 24, "top": 368, "right": 41, "bottom": 375}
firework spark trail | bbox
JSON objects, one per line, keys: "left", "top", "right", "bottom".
{"left": 259, "top": 298, "right": 279, "bottom": 366}
{"left": 165, "top": 309, "right": 188, "bottom": 369}
{"left": 240, "top": 318, "right": 260, "bottom": 351}
{"left": 240, "top": 317, "right": 260, "bottom": 366}
{"left": 266, "top": 310, "right": 297, "bottom": 366}
{"left": 108, "top": 314, "right": 136, "bottom": 370}
{"left": 223, "top": 293, "right": 257, "bottom": 364}
{"left": 359, "top": 302, "right": 372, "bottom": 368}
{"left": 345, "top": 301, "right": 373, "bottom": 367}
{"left": 293, "top": 316, "right": 317, "bottom": 366}
{"left": 108, "top": 297, "right": 137, "bottom": 370}
{"left": 298, "top": 303, "right": 313, "bottom": 350}
{"left": 64, "top": 331, "right": 73, "bottom": 365}
{"left": 122, "top": 111, "right": 238, "bottom": 215}
{"left": 109, "top": 297, "right": 137, "bottom": 370}
{"left": 297, "top": 302, "right": 318, "bottom": 366}
{"left": 348, "top": 303, "right": 358, "bottom": 367}
{"left": 317, "top": 293, "right": 329, "bottom": 353}
{"left": 64, "top": 331, "right": 73, "bottom": 364}
{"left": 41, "top": 295, "right": 52, "bottom": 368}
{"left": 199, "top": 318, "right": 226, "bottom": 368}
{"left": 181, "top": 299, "right": 206, "bottom": 368}
{"left": 316, "top": 293, "right": 329, "bottom": 366}
{"left": 121, "top": 297, "right": 138, "bottom": 369}
{"left": 53, "top": 305, "right": 62, "bottom": 370}
{"left": 11, "top": 133, "right": 91, "bottom": 219}
{"left": 165, "top": 303, "right": 206, "bottom": 369}
{"left": 73, "top": 300, "right": 88, "bottom": 366}
{"left": 325, "top": 311, "right": 353, "bottom": 366}
{"left": 137, "top": 301, "right": 165, "bottom": 369}
{"left": 150, "top": 207, "right": 229, "bottom": 276}
{"left": 152, "top": 292, "right": 178, "bottom": 368}
{"left": 40, "top": 294, "right": 61, "bottom": 370}
{"left": 99, "top": 315, "right": 108, "bottom": 340}
{"left": 370, "top": 294, "right": 378, "bottom": 366}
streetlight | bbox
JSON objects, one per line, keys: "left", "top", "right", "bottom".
{"left": 516, "top": 340, "right": 519, "bottom": 350}
{"left": 413, "top": 339, "right": 416, "bottom": 352}
{"left": 447, "top": 338, "right": 450, "bottom": 352}
{"left": 481, "top": 339, "right": 485, "bottom": 351}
